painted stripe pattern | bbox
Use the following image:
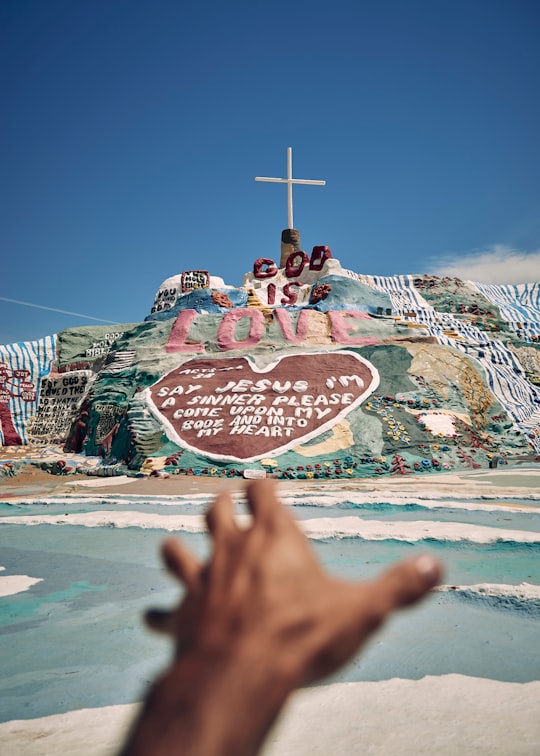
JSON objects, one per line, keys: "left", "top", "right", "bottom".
{"left": 472, "top": 282, "right": 540, "bottom": 340}
{"left": 0, "top": 336, "right": 57, "bottom": 444}
{"left": 367, "top": 275, "right": 540, "bottom": 452}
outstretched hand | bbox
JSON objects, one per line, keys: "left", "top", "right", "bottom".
{"left": 146, "top": 479, "right": 440, "bottom": 682}
{"left": 121, "top": 480, "right": 442, "bottom": 756}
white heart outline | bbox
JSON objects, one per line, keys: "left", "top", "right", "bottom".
{"left": 144, "top": 350, "right": 380, "bottom": 463}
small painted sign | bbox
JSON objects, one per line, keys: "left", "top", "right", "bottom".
{"left": 181, "top": 270, "right": 210, "bottom": 292}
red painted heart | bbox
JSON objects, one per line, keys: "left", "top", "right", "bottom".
{"left": 146, "top": 351, "right": 379, "bottom": 462}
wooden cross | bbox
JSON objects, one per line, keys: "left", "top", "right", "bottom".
{"left": 255, "top": 147, "right": 326, "bottom": 229}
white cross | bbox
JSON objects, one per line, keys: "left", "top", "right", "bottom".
{"left": 255, "top": 147, "right": 326, "bottom": 230}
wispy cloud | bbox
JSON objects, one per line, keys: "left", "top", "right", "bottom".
{"left": 429, "top": 245, "right": 540, "bottom": 284}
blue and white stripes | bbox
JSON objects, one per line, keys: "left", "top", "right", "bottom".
{"left": 472, "top": 282, "right": 540, "bottom": 341}
{"left": 367, "top": 275, "right": 540, "bottom": 452}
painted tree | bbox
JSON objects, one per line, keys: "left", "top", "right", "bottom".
{"left": 457, "top": 446, "right": 481, "bottom": 469}
{"left": 390, "top": 453, "right": 411, "bottom": 475}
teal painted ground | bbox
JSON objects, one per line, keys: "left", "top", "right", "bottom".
{"left": 0, "top": 490, "right": 539, "bottom": 722}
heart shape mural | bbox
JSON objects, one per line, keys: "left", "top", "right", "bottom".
{"left": 146, "top": 351, "right": 379, "bottom": 462}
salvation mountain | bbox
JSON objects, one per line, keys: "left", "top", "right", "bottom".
{"left": 1, "top": 245, "right": 539, "bottom": 481}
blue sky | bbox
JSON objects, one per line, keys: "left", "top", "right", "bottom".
{"left": 1, "top": 0, "right": 539, "bottom": 344}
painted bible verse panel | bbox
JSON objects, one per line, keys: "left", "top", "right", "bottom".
{"left": 27, "top": 371, "right": 93, "bottom": 444}
{"left": 146, "top": 351, "right": 379, "bottom": 462}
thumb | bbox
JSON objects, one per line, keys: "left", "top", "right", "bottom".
{"left": 369, "top": 554, "right": 443, "bottom": 619}
{"left": 303, "top": 555, "right": 443, "bottom": 684}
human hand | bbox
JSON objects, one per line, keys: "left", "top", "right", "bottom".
{"left": 146, "top": 479, "right": 442, "bottom": 685}
{"left": 122, "top": 480, "right": 442, "bottom": 756}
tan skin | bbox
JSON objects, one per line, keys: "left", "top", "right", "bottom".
{"left": 120, "top": 480, "right": 443, "bottom": 756}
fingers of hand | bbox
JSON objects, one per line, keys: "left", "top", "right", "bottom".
{"left": 369, "top": 554, "right": 442, "bottom": 620}
{"left": 206, "top": 490, "right": 239, "bottom": 539}
{"left": 161, "top": 538, "right": 202, "bottom": 591}
{"left": 246, "top": 479, "right": 277, "bottom": 519}
{"left": 245, "top": 479, "right": 292, "bottom": 529}
{"left": 145, "top": 608, "right": 176, "bottom": 635}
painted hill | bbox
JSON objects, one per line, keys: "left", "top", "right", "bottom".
{"left": 1, "top": 244, "right": 539, "bottom": 481}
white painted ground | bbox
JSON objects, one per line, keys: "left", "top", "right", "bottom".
{"left": 3, "top": 510, "right": 539, "bottom": 544}
{"left": 0, "top": 566, "right": 42, "bottom": 597}
{"left": 1, "top": 676, "right": 538, "bottom": 755}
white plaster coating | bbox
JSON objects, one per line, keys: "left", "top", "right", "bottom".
{"left": 4, "top": 481, "right": 540, "bottom": 513}
{"left": 437, "top": 582, "right": 540, "bottom": 600}
{"left": 1, "top": 676, "right": 539, "bottom": 755}
{"left": 416, "top": 412, "right": 457, "bottom": 436}
{"left": 2, "top": 511, "right": 538, "bottom": 543}
{"left": 63, "top": 476, "right": 134, "bottom": 488}
{"left": 0, "top": 567, "right": 43, "bottom": 597}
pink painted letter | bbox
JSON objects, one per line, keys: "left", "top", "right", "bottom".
{"left": 166, "top": 310, "right": 205, "bottom": 353}
{"left": 217, "top": 308, "right": 265, "bottom": 351}
{"left": 329, "top": 310, "right": 378, "bottom": 346}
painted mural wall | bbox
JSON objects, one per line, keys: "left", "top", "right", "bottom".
{"left": 1, "top": 248, "right": 539, "bottom": 480}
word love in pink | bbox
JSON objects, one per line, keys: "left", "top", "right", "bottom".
{"left": 166, "top": 308, "right": 379, "bottom": 353}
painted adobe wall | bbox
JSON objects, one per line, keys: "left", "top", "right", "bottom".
{"left": 1, "top": 248, "right": 539, "bottom": 480}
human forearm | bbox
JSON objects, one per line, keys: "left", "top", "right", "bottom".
{"left": 121, "top": 482, "right": 442, "bottom": 756}
{"left": 121, "top": 644, "right": 297, "bottom": 756}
